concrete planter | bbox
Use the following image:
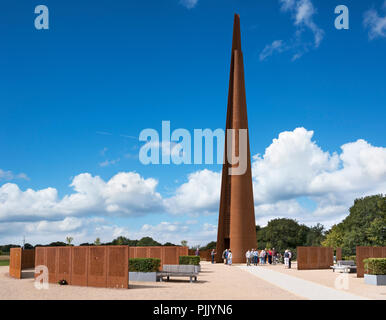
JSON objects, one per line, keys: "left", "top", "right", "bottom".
{"left": 364, "top": 274, "right": 386, "bottom": 286}
{"left": 129, "top": 272, "right": 158, "bottom": 282}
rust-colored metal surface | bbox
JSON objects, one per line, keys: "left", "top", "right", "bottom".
{"left": 129, "top": 246, "right": 188, "bottom": 269}
{"left": 356, "top": 246, "right": 386, "bottom": 277}
{"left": 297, "top": 247, "right": 334, "bottom": 270}
{"left": 216, "top": 14, "right": 257, "bottom": 263}
{"left": 21, "top": 249, "right": 35, "bottom": 269}
{"left": 107, "top": 246, "right": 129, "bottom": 289}
{"left": 34, "top": 246, "right": 128, "bottom": 288}
{"left": 71, "top": 246, "right": 88, "bottom": 286}
{"left": 188, "top": 249, "right": 212, "bottom": 261}
{"left": 336, "top": 248, "right": 342, "bottom": 261}
{"left": 9, "top": 248, "right": 22, "bottom": 279}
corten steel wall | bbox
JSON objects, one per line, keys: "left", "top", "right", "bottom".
{"left": 21, "top": 249, "right": 35, "bottom": 269}
{"left": 336, "top": 248, "right": 342, "bottom": 261}
{"left": 188, "top": 249, "right": 211, "bottom": 261}
{"left": 34, "top": 246, "right": 128, "bottom": 288}
{"left": 297, "top": 247, "right": 334, "bottom": 270}
{"left": 356, "top": 246, "right": 386, "bottom": 278}
{"left": 216, "top": 14, "right": 257, "bottom": 263}
{"left": 129, "top": 246, "right": 188, "bottom": 269}
{"left": 9, "top": 248, "right": 22, "bottom": 279}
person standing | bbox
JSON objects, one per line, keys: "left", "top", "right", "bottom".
{"left": 284, "top": 250, "right": 289, "bottom": 268}
{"left": 260, "top": 249, "right": 265, "bottom": 264}
{"left": 222, "top": 249, "right": 227, "bottom": 264}
{"left": 211, "top": 249, "right": 216, "bottom": 264}
{"left": 268, "top": 249, "right": 272, "bottom": 264}
{"left": 227, "top": 250, "right": 232, "bottom": 266}
{"left": 288, "top": 249, "right": 292, "bottom": 269}
{"left": 195, "top": 247, "right": 200, "bottom": 257}
{"left": 246, "top": 250, "right": 251, "bottom": 266}
{"left": 253, "top": 249, "right": 258, "bottom": 265}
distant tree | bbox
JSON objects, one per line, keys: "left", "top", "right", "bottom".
{"left": 48, "top": 241, "right": 67, "bottom": 247}
{"left": 323, "top": 194, "right": 386, "bottom": 255}
{"left": 79, "top": 243, "right": 93, "bottom": 246}
{"left": 65, "top": 237, "right": 74, "bottom": 246}
{"left": 306, "top": 223, "right": 326, "bottom": 246}
{"left": 137, "top": 237, "right": 161, "bottom": 247}
{"left": 111, "top": 236, "right": 137, "bottom": 246}
{"left": 256, "top": 218, "right": 309, "bottom": 253}
{"left": 200, "top": 241, "right": 217, "bottom": 251}
{"left": 94, "top": 238, "right": 101, "bottom": 246}
{"left": 181, "top": 240, "right": 188, "bottom": 247}
{"left": 24, "top": 243, "right": 34, "bottom": 250}
{"left": 163, "top": 242, "right": 176, "bottom": 246}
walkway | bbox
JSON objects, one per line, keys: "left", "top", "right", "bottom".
{"left": 239, "top": 265, "right": 368, "bottom": 300}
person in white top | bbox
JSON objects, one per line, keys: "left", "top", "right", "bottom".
{"left": 245, "top": 250, "right": 251, "bottom": 266}
{"left": 259, "top": 249, "right": 266, "bottom": 264}
{"left": 228, "top": 250, "right": 233, "bottom": 266}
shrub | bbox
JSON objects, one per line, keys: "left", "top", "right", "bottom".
{"left": 364, "top": 258, "right": 386, "bottom": 275}
{"left": 179, "top": 255, "right": 200, "bottom": 265}
{"left": 342, "top": 255, "right": 356, "bottom": 263}
{"left": 129, "top": 258, "right": 160, "bottom": 272}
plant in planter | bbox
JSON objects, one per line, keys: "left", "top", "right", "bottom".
{"left": 179, "top": 256, "right": 201, "bottom": 272}
{"left": 129, "top": 258, "right": 161, "bottom": 282}
{"left": 364, "top": 258, "right": 386, "bottom": 286}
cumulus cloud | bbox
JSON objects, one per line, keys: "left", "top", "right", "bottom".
{"left": 179, "top": 0, "right": 198, "bottom": 9}
{"left": 163, "top": 169, "right": 221, "bottom": 215}
{"left": 0, "top": 172, "right": 162, "bottom": 222}
{"left": 364, "top": 1, "right": 386, "bottom": 39}
{"left": 261, "top": 0, "right": 324, "bottom": 61}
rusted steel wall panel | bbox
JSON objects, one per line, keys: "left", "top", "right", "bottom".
{"left": 129, "top": 246, "right": 187, "bottom": 269}
{"left": 34, "top": 247, "right": 46, "bottom": 279}
{"left": 87, "top": 246, "right": 107, "bottom": 288}
{"left": 46, "top": 247, "right": 58, "bottom": 283}
{"left": 297, "top": 247, "right": 333, "bottom": 270}
{"left": 71, "top": 246, "right": 88, "bottom": 286}
{"left": 9, "top": 248, "right": 22, "bottom": 279}
{"left": 107, "top": 246, "right": 128, "bottom": 289}
{"left": 57, "top": 247, "right": 72, "bottom": 284}
{"left": 21, "top": 249, "right": 35, "bottom": 269}
{"left": 336, "top": 248, "right": 342, "bottom": 261}
{"left": 356, "top": 246, "right": 386, "bottom": 277}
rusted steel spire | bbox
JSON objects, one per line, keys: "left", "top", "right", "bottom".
{"left": 216, "top": 14, "right": 256, "bottom": 263}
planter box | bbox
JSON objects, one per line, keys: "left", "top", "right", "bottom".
{"left": 129, "top": 272, "right": 158, "bottom": 282}
{"left": 364, "top": 274, "right": 386, "bottom": 286}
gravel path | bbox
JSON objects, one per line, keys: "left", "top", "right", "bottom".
{"left": 0, "top": 262, "right": 301, "bottom": 300}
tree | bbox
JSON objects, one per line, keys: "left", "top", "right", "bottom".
{"left": 306, "top": 223, "right": 326, "bottom": 246}
{"left": 200, "top": 241, "right": 217, "bottom": 251}
{"left": 256, "top": 218, "right": 310, "bottom": 253}
{"left": 323, "top": 194, "right": 386, "bottom": 255}
{"left": 94, "top": 238, "right": 101, "bottom": 246}
{"left": 181, "top": 240, "right": 188, "bottom": 247}
{"left": 24, "top": 243, "right": 34, "bottom": 250}
{"left": 137, "top": 237, "right": 161, "bottom": 247}
{"left": 65, "top": 237, "right": 73, "bottom": 246}
{"left": 163, "top": 242, "right": 176, "bottom": 246}
{"left": 48, "top": 241, "right": 66, "bottom": 247}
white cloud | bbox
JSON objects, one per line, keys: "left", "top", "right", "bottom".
{"left": 364, "top": 1, "right": 386, "bottom": 39}
{"left": 0, "top": 169, "right": 29, "bottom": 181}
{"left": 259, "top": 40, "right": 285, "bottom": 61}
{"left": 0, "top": 172, "right": 162, "bottom": 222}
{"left": 99, "top": 158, "right": 120, "bottom": 167}
{"left": 261, "top": 0, "right": 324, "bottom": 61}
{"left": 179, "top": 0, "right": 198, "bottom": 10}
{"left": 163, "top": 169, "right": 221, "bottom": 215}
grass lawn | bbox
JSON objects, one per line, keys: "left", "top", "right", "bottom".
{"left": 0, "top": 260, "right": 10, "bottom": 266}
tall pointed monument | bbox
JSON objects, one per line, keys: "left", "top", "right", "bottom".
{"left": 216, "top": 14, "right": 256, "bottom": 263}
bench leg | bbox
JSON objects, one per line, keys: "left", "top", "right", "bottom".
{"left": 167, "top": 276, "right": 169, "bottom": 281}
{"left": 190, "top": 276, "right": 193, "bottom": 283}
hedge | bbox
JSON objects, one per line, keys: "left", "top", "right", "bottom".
{"left": 342, "top": 255, "right": 356, "bottom": 263}
{"left": 179, "top": 255, "right": 200, "bottom": 265}
{"left": 364, "top": 258, "right": 386, "bottom": 275}
{"left": 129, "top": 258, "right": 161, "bottom": 272}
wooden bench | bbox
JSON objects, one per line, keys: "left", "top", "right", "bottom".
{"left": 157, "top": 265, "right": 199, "bottom": 283}
{"left": 330, "top": 260, "right": 357, "bottom": 273}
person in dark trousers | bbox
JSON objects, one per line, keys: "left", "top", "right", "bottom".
{"left": 288, "top": 249, "right": 292, "bottom": 269}
{"left": 211, "top": 249, "right": 216, "bottom": 264}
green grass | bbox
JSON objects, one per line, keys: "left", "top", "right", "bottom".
{"left": 0, "top": 260, "right": 10, "bottom": 266}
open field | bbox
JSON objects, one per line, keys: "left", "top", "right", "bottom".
{"left": 0, "top": 255, "right": 10, "bottom": 261}
{"left": 0, "top": 260, "right": 9, "bottom": 266}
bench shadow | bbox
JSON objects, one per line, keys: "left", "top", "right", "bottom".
{"left": 129, "top": 283, "right": 165, "bottom": 289}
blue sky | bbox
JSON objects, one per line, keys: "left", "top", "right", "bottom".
{"left": 0, "top": 0, "right": 385, "bottom": 246}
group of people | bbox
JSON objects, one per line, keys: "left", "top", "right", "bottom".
{"left": 245, "top": 248, "right": 279, "bottom": 265}
{"left": 207, "top": 247, "right": 293, "bottom": 268}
